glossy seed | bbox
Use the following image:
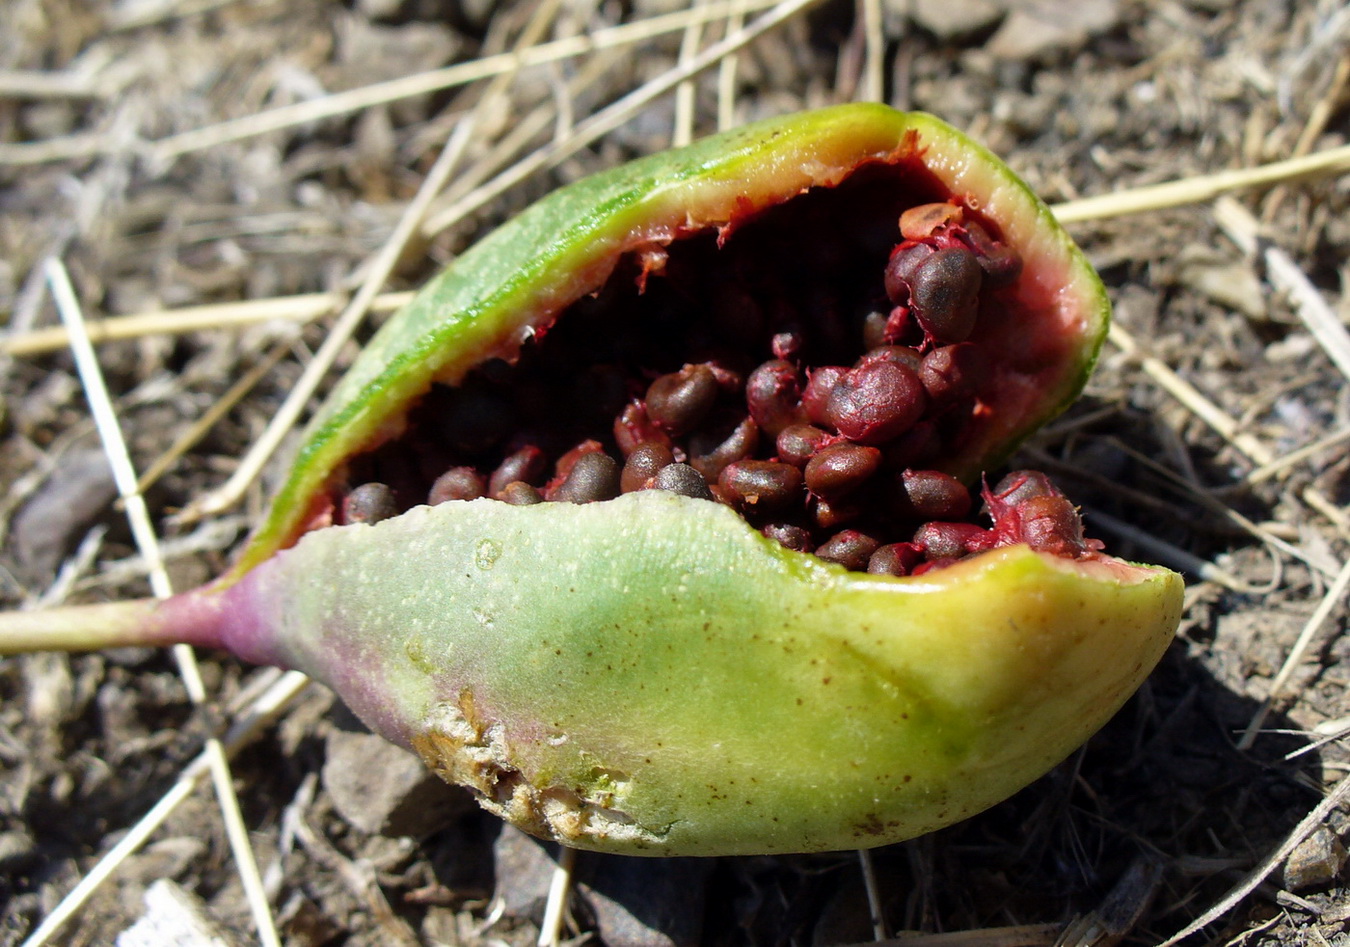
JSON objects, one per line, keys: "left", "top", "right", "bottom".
{"left": 488, "top": 446, "right": 546, "bottom": 496}
{"left": 688, "top": 415, "right": 759, "bottom": 481}
{"left": 614, "top": 401, "right": 674, "bottom": 456}
{"left": 801, "top": 366, "right": 848, "bottom": 428}
{"left": 549, "top": 451, "right": 621, "bottom": 504}
{"left": 775, "top": 424, "right": 830, "bottom": 468}
{"left": 861, "top": 310, "right": 889, "bottom": 350}
{"left": 814, "top": 530, "right": 881, "bottom": 571}
{"left": 745, "top": 359, "right": 804, "bottom": 437}
{"left": 621, "top": 443, "right": 675, "bottom": 493}
{"left": 343, "top": 482, "right": 398, "bottom": 524}
{"left": 883, "top": 243, "right": 936, "bottom": 305}
{"left": 804, "top": 443, "right": 882, "bottom": 501}
{"left": 910, "top": 246, "right": 983, "bottom": 344}
{"left": 718, "top": 460, "right": 803, "bottom": 511}
{"left": 857, "top": 345, "right": 923, "bottom": 374}
{"left": 991, "top": 469, "right": 1063, "bottom": 507}
{"left": 498, "top": 481, "right": 544, "bottom": 505}
{"left": 652, "top": 463, "right": 714, "bottom": 501}
{"left": 913, "top": 521, "right": 989, "bottom": 560}
{"left": 812, "top": 496, "right": 863, "bottom": 530}
{"left": 867, "top": 542, "right": 924, "bottom": 576}
{"left": 1016, "top": 495, "right": 1088, "bottom": 557}
{"left": 428, "top": 467, "right": 487, "bottom": 504}
{"left": 762, "top": 522, "right": 814, "bottom": 553}
{"left": 897, "top": 469, "right": 972, "bottom": 521}
{"left": 825, "top": 362, "right": 927, "bottom": 445}
{"left": 918, "top": 343, "right": 983, "bottom": 406}
{"left": 646, "top": 364, "right": 719, "bottom": 437}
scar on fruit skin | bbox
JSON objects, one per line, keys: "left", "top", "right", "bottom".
{"left": 411, "top": 691, "right": 673, "bottom": 848}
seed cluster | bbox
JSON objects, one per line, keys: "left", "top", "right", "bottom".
{"left": 340, "top": 176, "right": 1099, "bottom": 575}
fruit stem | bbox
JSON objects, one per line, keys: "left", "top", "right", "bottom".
{"left": 0, "top": 595, "right": 224, "bottom": 656}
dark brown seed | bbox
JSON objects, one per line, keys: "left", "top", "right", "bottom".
{"left": 688, "top": 415, "right": 759, "bottom": 481}
{"left": 910, "top": 246, "right": 983, "bottom": 344}
{"left": 1016, "top": 495, "right": 1088, "bottom": 557}
{"left": 814, "top": 530, "right": 881, "bottom": 571}
{"left": 428, "top": 467, "right": 487, "bottom": 504}
{"left": 614, "top": 400, "right": 673, "bottom": 457}
{"left": 489, "top": 446, "right": 546, "bottom": 496}
{"left": 762, "top": 523, "right": 814, "bottom": 553}
{"left": 621, "top": 443, "right": 675, "bottom": 493}
{"left": 718, "top": 460, "right": 803, "bottom": 511}
{"left": 991, "top": 469, "right": 1062, "bottom": 508}
{"left": 775, "top": 423, "right": 831, "bottom": 468}
{"left": 862, "top": 310, "right": 889, "bottom": 350}
{"left": 918, "top": 343, "right": 983, "bottom": 406}
{"left": 653, "top": 463, "right": 714, "bottom": 501}
{"left": 897, "top": 469, "right": 972, "bottom": 521}
{"left": 646, "top": 364, "right": 719, "bottom": 436}
{"left": 550, "top": 452, "right": 620, "bottom": 504}
{"left": 857, "top": 345, "right": 924, "bottom": 373}
{"left": 744, "top": 359, "right": 804, "bottom": 437}
{"left": 801, "top": 366, "right": 848, "bottom": 428}
{"left": 813, "top": 497, "right": 864, "bottom": 530}
{"left": 883, "top": 243, "right": 936, "bottom": 304}
{"left": 825, "top": 361, "right": 927, "bottom": 445}
{"left": 913, "top": 521, "right": 989, "bottom": 560}
{"left": 344, "top": 482, "right": 398, "bottom": 524}
{"left": 868, "top": 543, "right": 924, "bottom": 576}
{"left": 498, "top": 481, "right": 544, "bottom": 505}
{"left": 804, "top": 443, "right": 882, "bottom": 501}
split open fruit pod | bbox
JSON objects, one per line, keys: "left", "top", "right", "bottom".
{"left": 2, "top": 104, "right": 1183, "bottom": 856}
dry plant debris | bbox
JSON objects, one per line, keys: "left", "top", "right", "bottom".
{"left": 1, "top": 0, "right": 1350, "bottom": 944}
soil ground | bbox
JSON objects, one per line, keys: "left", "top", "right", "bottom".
{"left": 2, "top": 1, "right": 1350, "bottom": 944}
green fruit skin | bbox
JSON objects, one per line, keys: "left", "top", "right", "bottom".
{"left": 177, "top": 104, "right": 1177, "bottom": 856}
{"left": 231, "top": 103, "right": 1110, "bottom": 578}
{"left": 209, "top": 491, "right": 1181, "bottom": 856}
